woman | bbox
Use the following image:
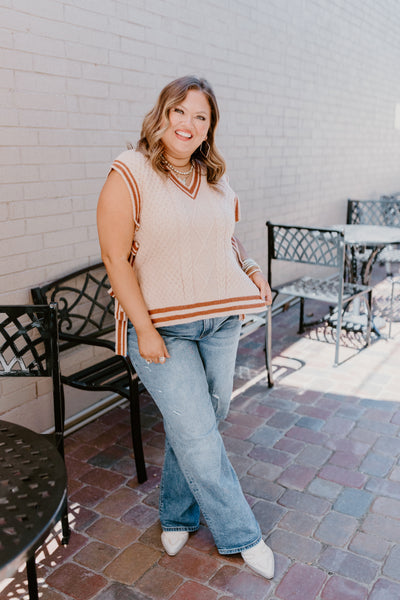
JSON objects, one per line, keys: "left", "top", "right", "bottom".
{"left": 97, "top": 76, "right": 274, "bottom": 579}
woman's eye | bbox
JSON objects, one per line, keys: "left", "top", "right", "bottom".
{"left": 174, "top": 108, "right": 183, "bottom": 114}
{"left": 197, "top": 115, "right": 206, "bottom": 121}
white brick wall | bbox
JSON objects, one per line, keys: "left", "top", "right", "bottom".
{"left": 1, "top": 0, "right": 400, "bottom": 428}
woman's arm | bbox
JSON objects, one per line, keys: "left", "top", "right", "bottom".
{"left": 233, "top": 235, "right": 272, "bottom": 305}
{"left": 97, "top": 170, "right": 170, "bottom": 363}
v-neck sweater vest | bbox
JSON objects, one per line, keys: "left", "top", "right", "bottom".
{"left": 109, "top": 150, "right": 266, "bottom": 355}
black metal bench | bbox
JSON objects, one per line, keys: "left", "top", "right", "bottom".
{"left": 31, "top": 263, "right": 147, "bottom": 483}
{"left": 347, "top": 198, "right": 400, "bottom": 277}
{"left": 266, "top": 222, "right": 373, "bottom": 375}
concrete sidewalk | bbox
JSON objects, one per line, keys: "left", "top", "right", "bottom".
{"left": 2, "top": 276, "right": 399, "bottom": 600}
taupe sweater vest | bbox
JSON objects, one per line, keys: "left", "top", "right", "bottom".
{"left": 109, "top": 150, "right": 265, "bottom": 355}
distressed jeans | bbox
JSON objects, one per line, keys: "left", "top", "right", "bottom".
{"left": 127, "top": 315, "right": 262, "bottom": 554}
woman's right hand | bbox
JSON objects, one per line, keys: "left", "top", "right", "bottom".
{"left": 137, "top": 327, "right": 170, "bottom": 365}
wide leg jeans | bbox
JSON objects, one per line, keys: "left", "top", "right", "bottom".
{"left": 127, "top": 315, "right": 261, "bottom": 554}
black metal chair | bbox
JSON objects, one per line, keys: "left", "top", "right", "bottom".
{"left": 0, "top": 304, "right": 70, "bottom": 597}
{"left": 31, "top": 263, "right": 147, "bottom": 483}
{"left": 347, "top": 198, "right": 400, "bottom": 277}
{"left": 266, "top": 223, "right": 373, "bottom": 376}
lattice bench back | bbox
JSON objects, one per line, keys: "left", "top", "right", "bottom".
{"left": 0, "top": 304, "right": 59, "bottom": 377}
{"left": 347, "top": 199, "right": 400, "bottom": 227}
{"left": 267, "top": 223, "right": 344, "bottom": 284}
{"left": 31, "top": 263, "right": 113, "bottom": 351}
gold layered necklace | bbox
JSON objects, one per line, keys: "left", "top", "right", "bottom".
{"left": 164, "top": 160, "right": 194, "bottom": 184}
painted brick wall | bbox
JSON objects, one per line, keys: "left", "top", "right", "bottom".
{"left": 1, "top": 0, "right": 400, "bottom": 427}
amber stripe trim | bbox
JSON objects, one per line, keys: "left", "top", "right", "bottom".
{"left": 169, "top": 163, "right": 201, "bottom": 199}
{"left": 151, "top": 303, "right": 266, "bottom": 324}
{"left": 112, "top": 160, "right": 141, "bottom": 226}
{"left": 116, "top": 318, "right": 127, "bottom": 356}
{"left": 234, "top": 196, "right": 240, "bottom": 222}
{"left": 148, "top": 295, "right": 263, "bottom": 315}
{"left": 113, "top": 160, "right": 141, "bottom": 221}
{"left": 113, "top": 160, "right": 141, "bottom": 212}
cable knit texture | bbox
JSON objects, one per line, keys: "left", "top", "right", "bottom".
{"left": 109, "top": 150, "right": 266, "bottom": 355}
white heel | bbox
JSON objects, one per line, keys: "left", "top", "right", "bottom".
{"left": 241, "top": 540, "right": 274, "bottom": 579}
{"left": 161, "top": 531, "right": 189, "bottom": 556}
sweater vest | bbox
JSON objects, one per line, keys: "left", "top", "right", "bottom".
{"left": 109, "top": 150, "right": 266, "bottom": 355}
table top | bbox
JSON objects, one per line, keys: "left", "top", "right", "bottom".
{"left": 0, "top": 420, "right": 67, "bottom": 580}
{"left": 334, "top": 224, "right": 400, "bottom": 246}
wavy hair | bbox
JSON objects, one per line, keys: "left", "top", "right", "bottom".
{"left": 136, "top": 76, "right": 225, "bottom": 185}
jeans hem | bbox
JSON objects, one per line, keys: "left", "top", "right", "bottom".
{"left": 162, "top": 526, "right": 199, "bottom": 533}
{"left": 217, "top": 534, "right": 262, "bottom": 555}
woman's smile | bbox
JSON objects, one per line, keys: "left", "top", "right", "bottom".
{"left": 175, "top": 129, "right": 192, "bottom": 140}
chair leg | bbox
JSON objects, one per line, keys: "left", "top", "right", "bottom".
{"left": 26, "top": 556, "right": 38, "bottom": 600}
{"left": 53, "top": 385, "right": 70, "bottom": 544}
{"left": 298, "top": 298, "right": 305, "bottom": 333}
{"left": 334, "top": 301, "right": 344, "bottom": 367}
{"left": 129, "top": 378, "right": 147, "bottom": 483}
{"left": 366, "top": 290, "right": 372, "bottom": 346}
{"left": 53, "top": 384, "right": 66, "bottom": 459}
{"left": 265, "top": 306, "right": 274, "bottom": 387}
{"left": 389, "top": 279, "right": 399, "bottom": 339}
{"left": 61, "top": 501, "right": 71, "bottom": 545}
{"left": 389, "top": 281, "right": 394, "bottom": 338}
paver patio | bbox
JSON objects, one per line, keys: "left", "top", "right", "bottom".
{"left": 1, "top": 272, "right": 399, "bottom": 600}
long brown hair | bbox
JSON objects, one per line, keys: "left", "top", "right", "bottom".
{"left": 137, "top": 76, "right": 225, "bottom": 185}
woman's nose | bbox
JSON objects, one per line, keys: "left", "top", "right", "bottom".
{"left": 180, "top": 113, "right": 193, "bottom": 127}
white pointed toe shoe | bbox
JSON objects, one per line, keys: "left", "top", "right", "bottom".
{"left": 161, "top": 531, "right": 189, "bottom": 556}
{"left": 241, "top": 540, "right": 275, "bottom": 579}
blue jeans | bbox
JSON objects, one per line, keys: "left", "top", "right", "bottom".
{"left": 127, "top": 315, "right": 262, "bottom": 554}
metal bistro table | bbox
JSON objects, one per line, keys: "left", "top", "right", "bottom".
{"left": 0, "top": 420, "right": 68, "bottom": 600}
{"left": 340, "top": 224, "right": 400, "bottom": 285}
{"left": 334, "top": 224, "right": 400, "bottom": 333}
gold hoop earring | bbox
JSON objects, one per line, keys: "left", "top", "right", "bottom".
{"left": 200, "top": 140, "right": 210, "bottom": 159}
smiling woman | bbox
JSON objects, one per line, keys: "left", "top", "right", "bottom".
{"left": 137, "top": 75, "right": 226, "bottom": 185}
{"left": 97, "top": 75, "right": 274, "bottom": 580}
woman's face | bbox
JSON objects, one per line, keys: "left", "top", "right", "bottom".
{"left": 161, "top": 89, "right": 211, "bottom": 162}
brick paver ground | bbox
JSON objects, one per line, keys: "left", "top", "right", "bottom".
{"left": 1, "top": 273, "right": 399, "bottom": 599}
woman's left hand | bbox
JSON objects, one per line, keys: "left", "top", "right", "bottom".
{"left": 250, "top": 271, "right": 272, "bottom": 305}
